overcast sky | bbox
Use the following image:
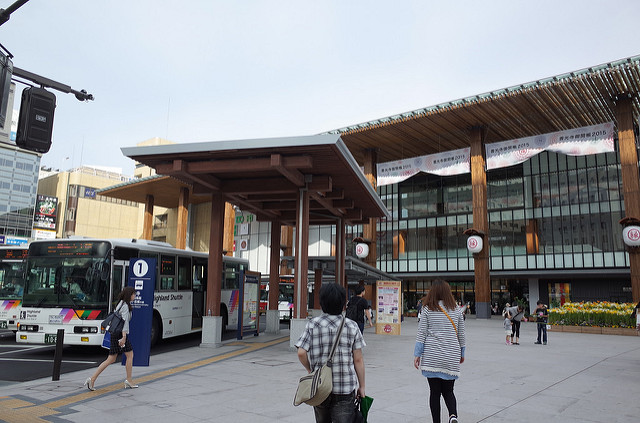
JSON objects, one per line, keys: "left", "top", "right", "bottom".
{"left": 2, "top": 0, "right": 640, "bottom": 175}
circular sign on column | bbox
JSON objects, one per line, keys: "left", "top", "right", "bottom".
{"left": 623, "top": 225, "right": 640, "bottom": 246}
{"left": 384, "top": 324, "right": 392, "bottom": 333}
{"left": 355, "top": 243, "right": 369, "bottom": 258}
{"left": 467, "top": 235, "right": 483, "bottom": 253}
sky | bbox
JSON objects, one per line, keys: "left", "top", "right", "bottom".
{"left": 2, "top": 0, "right": 640, "bottom": 175}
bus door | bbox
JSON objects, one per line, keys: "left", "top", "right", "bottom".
{"left": 110, "top": 260, "right": 128, "bottom": 310}
{"left": 191, "top": 257, "right": 207, "bottom": 329}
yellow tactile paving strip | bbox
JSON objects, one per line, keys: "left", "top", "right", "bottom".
{"left": 0, "top": 336, "right": 288, "bottom": 423}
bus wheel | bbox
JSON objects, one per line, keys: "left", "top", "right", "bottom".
{"left": 150, "top": 315, "right": 161, "bottom": 346}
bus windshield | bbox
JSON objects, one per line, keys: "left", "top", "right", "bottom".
{"left": 22, "top": 256, "right": 108, "bottom": 308}
{"left": 0, "top": 262, "right": 25, "bottom": 300}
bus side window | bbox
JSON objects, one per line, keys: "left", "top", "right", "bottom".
{"left": 178, "top": 257, "right": 191, "bottom": 290}
{"left": 160, "top": 255, "right": 176, "bottom": 291}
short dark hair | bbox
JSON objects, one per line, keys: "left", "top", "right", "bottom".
{"left": 354, "top": 285, "right": 365, "bottom": 296}
{"left": 536, "top": 300, "right": 543, "bottom": 305}
{"left": 320, "top": 283, "right": 346, "bottom": 315}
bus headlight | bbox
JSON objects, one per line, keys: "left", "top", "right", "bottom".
{"left": 19, "top": 324, "right": 39, "bottom": 332}
{"left": 73, "top": 326, "right": 98, "bottom": 334}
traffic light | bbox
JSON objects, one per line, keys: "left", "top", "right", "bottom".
{"left": 16, "top": 86, "right": 56, "bottom": 153}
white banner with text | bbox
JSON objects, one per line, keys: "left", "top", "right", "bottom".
{"left": 485, "top": 122, "right": 615, "bottom": 170}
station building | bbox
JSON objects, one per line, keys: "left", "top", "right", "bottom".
{"left": 103, "top": 55, "right": 640, "bottom": 316}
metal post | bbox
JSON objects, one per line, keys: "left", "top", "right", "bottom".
{"left": 0, "top": 0, "right": 30, "bottom": 27}
{"left": 52, "top": 329, "right": 64, "bottom": 381}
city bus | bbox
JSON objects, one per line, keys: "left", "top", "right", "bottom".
{"left": 16, "top": 238, "right": 249, "bottom": 346}
{"left": 0, "top": 246, "right": 28, "bottom": 331}
{"left": 259, "top": 275, "right": 294, "bottom": 319}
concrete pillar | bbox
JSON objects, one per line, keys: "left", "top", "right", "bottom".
{"left": 201, "top": 316, "right": 223, "bottom": 348}
{"left": 266, "top": 310, "right": 280, "bottom": 334}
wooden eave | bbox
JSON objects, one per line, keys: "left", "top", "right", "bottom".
{"left": 120, "top": 135, "right": 389, "bottom": 226}
{"left": 331, "top": 56, "right": 640, "bottom": 164}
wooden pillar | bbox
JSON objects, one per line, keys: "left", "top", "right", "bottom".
{"left": 142, "top": 194, "right": 154, "bottom": 240}
{"left": 269, "top": 222, "right": 281, "bottom": 310}
{"left": 281, "top": 225, "right": 294, "bottom": 275}
{"left": 294, "top": 188, "right": 310, "bottom": 319}
{"left": 362, "top": 148, "right": 378, "bottom": 267}
{"left": 336, "top": 218, "right": 346, "bottom": 288}
{"left": 176, "top": 187, "right": 189, "bottom": 249}
{"left": 470, "top": 127, "right": 491, "bottom": 318}
{"left": 314, "top": 268, "right": 323, "bottom": 309}
{"left": 617, "top": 95, "right": 640, "bottom": 303}
{"left": 207, "top": 192, "right": 225, "bottom": 317}
{"left": 223, "top": 202, "right": 235, "bottom": 256}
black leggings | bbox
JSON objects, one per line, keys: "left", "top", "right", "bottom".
{"left": 511, "top": 319, "right": 521, "bottom": 339}
{"left": 427, "top": 377, "right": 457, "bottom": 423}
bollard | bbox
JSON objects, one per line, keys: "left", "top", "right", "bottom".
{"left": 52, "top": 329, "right": 64, "bottom": 381}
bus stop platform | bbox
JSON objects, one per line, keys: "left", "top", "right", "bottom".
{"left": 0, "top": 317, "right": 639, "bottom": 422}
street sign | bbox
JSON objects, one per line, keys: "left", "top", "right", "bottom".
{"left": 124, "top": 258, "right": 155, "bottom": 366}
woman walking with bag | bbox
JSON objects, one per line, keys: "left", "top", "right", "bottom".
{"left": 84, "top": 286, "right": 138, "bottom": 391}
{"left": 414, "top": 280, "right": 466, "bottom": 423}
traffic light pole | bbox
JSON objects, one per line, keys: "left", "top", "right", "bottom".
{"left": 0, "top": 0, "right": 30, "bottom": 27}
{"left": 12, "top": 67, "right": 94, "bottom": 102}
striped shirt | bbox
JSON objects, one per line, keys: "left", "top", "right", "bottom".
{"left": 295, "top": 313, "right": 365, "bottom": 395}
{"left": 414, "top": 301, "right": 466, "bottom": 379}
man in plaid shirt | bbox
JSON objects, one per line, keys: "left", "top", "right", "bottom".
{"left": 296, "top": 283, "right": 366, "bottom": 422}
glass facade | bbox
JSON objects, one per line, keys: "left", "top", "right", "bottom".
{"left": 377, "top": 150, "right": 626, "bottom": 273}
{"left": 0, "top": 145, "right": 40, "bottom": 238}
{"left": 376, "top": 148, "right": 630, "bottom": 305}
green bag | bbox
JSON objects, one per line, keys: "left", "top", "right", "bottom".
{"left": 360, "top": 396, "right": 373, "bottom": 422}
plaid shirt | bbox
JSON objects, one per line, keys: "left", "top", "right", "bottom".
{"left": 295, "top": 313, "right": 365, "bottom": 395}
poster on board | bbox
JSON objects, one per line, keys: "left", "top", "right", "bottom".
{"left": 237, "top": 270, "right": 261, "bottom": 339}
{"left": 375, "top": 280, "right": 402, "bottom": 336}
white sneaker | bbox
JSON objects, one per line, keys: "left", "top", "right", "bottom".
{"left": 449, "top": 416, "right": 459, "bottom": 423}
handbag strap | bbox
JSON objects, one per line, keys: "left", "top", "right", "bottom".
{"left": 438, "top": 304, "right": 458, "bottom": 335}
{"left": 326, "top": 313, "right": 346, "bottom": 365}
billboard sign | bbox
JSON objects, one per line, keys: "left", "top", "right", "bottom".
{"left": 33, "top": 195, "right": 58, "bottom": 230}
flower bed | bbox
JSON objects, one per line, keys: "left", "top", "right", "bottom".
{"left": 548, "top": 301, "right": 636, "bottom": 328}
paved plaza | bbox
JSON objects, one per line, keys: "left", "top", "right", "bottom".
{"left": 0, "top": 317, "right": 638, "bottom": 423}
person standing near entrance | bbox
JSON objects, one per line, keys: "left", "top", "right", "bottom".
{"left": 346, "top": 285, "right": 373, "bottom": 333}
{"left": 533, "top": 300, "right": 548, "bottom": 345}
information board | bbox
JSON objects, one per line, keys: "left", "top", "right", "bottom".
{"left": 375, "top": 280, "right": 402, "bottom": 336}
{"left": 124, "top": 258, "right": 155, "bottom": 366}
{"left": 237, "top": 270, "right": 260, "bottom": 339}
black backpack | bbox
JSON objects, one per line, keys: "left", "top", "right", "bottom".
{"left": 346, "top": 297, "right": 359, "bottom": 321}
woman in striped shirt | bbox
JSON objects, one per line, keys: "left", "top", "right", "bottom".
{"left": 414, "top": 280, "right": 466, "bottom": 423}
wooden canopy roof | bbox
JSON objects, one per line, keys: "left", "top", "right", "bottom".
{"left": 330, "top": 55, "right": 640, "bottom": 164}
{"left": 120, "top": 134, "right": 389, "bottom": 226}
{"left": 98, "top": 174, "right": 210, "bottom": 208}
